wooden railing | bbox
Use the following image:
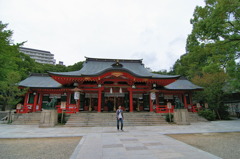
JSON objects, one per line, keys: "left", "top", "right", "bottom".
{"left": 56, "top": 105, "right": 78, "bottom": 113}
{"left": 155, "top": 105, "right": 174, "bottom": 113}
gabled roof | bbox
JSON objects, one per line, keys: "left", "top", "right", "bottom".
{"left": 164, "top": 77, "right": 203, "bottom": 90}
{"left": 49, "top": 57, "right": 180, "bottom": 79}
{"left": 18, "top": 73, "right": 62, "bottom": 88}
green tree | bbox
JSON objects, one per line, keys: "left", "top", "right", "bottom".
{"left": 171, "top": 0, "right": 239, "bottom": 119}
{"left": 0, "top": 72, "right": 27, "bottom": 112}
{"left": 173, "top": 0, "right": 240, "bottom": 83}
{"left": 0, "top": 22, "right": 19, "bottom": 80}
{"left": 0, "top": 21, "right": 36, "bottom": 80}
{"left": 192, "top": 72, "right": 229, "bottom": 120}
{"left": 0, "top": 21, "right": 33, "bottom": 111}
{"left": 67, "top": 61, "right": 84, "bottom": 71}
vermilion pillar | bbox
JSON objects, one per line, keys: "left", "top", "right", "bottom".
{"left": 97, "top": 87, "right": 103, "bottom": 112}
{"left": 129, "top": 88, "right": 133, "bottom": 112}
{"left": 77, "top": 96, "right": 80, "bottom": 112}
{"left": 33, "top": 93, "right": 38, "bottom": 112}
{"left": 24, "top": 93, "right": 29, "bottom": 106}
{"left": 38, "top": 93, "right": 43, "bottom": 111}
{"left": 183, "top": 93, "right": 187, "bottom": 108}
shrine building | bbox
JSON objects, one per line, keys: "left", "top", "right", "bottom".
{"left": 17, "top": 57, "right": 202, "bottom": 114}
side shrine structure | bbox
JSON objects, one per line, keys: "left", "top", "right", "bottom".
{"left": 17, "top": 57, "right": 203, "bottom": 114}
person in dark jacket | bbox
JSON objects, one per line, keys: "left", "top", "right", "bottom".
{"left": 116, "top": 106, "right": 124, "bottom": 131}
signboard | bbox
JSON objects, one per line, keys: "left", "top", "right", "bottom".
{"left": 49, "top": 94, "right": 61, "bottom": 98}
{"left": 60, "top": 102, "right": 66, "bottom": 109}
{"left": 150, "top": 92, "right": 156, "bottom": 100}
{"left": 74, "top": 92, "right": 80, "bottom": 100}
{"left": 164, "top": 95, "right": 173, "bottom": 99}
{"left": 196, "top": 103, "right": 201, "bottom": 108}
{"left": 205, "top": 103, "right": 209, "bottom": 109}
{"left": 167, "top": 102, "right": 172, "bottom": 109}
{"left": 16, "top": 104, "right": 22, "bottom": 110}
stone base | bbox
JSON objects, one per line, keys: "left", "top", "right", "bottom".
{"left": 39, "top": 109, "right": 58, "bottom": 127}
{"left": 173, "top": 109, "right": 190, "bottom": 125}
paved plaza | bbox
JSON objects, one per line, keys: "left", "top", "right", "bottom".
{"left": 0, "top": 120, "right": 240, "bottom": 159}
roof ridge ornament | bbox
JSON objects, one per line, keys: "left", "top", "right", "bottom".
{"left": 112, "top": 59, "right": 123, "bottom": 68}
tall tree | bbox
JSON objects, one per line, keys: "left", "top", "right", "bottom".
{"left": 171, "top": 0, "right": 239, "bottom": 119}
{"left": 0, "top": 71, "right": 27, "bottom": 111}
{"left": 0, "top": 22, "right": 18, "bottom": 80}
{"left": 0, "top": 21, "right": 30, "bottom": 111}
{"left": 173, "top": 0, "right": 240, "bottom": 84}
{"left": 192, "top": 72, "right": 229, "bottom": 119}
{"left": 0, "top": 21, "right": 35, "bottom": 80}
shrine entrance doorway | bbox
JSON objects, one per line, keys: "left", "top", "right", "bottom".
{"left": 104, "top": 97, "right": 126, "bottom": 112}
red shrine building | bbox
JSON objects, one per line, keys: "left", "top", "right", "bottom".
{"left": 17, "top": 57, "right": 202, "bottom": 114}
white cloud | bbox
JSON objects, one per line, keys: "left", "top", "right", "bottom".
{"left": 0, "top": 0, "right": 204, "bottom": 71}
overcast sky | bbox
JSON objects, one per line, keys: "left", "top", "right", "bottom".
{"left": 0, "top": 0, "right": 204, "bottom": 71}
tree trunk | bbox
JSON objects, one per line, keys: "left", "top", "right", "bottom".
{"left": 1, "top": 100, "right": 7, "bottom": 111}
{"left": 215, "top": 109, "right": 221, "bottom": 120}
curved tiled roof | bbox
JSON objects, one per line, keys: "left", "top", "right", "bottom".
{"left": 18, "top": 73, "right": 62, "bottom": 88}
{"left": 49, "top": 57, "right": 179, "bottom": 79}
{"left": 164, "top": 77, "right": 203, "bottom": 90}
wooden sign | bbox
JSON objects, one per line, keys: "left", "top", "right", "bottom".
{"left": 16, "top": 103, "right": 22, "bottom": 110}
{"left": 196, "top": 103, "right": 201, "bottom": 108}
{"left": 167, "top": 102, "right": 172, "bottom": 109}
{"left": 60, "top": 102, "right": 66, "bottom": 109}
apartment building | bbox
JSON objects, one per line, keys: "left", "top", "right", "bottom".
{"left": 19, "top": 47, "right": 56, "bottom": 65}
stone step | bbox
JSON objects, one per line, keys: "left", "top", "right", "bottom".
{"left": 67, "top": 120, "right": 167, "bottom": 123}
{"left": 12, "top": 113, "right": 41, "bottom": 125}
{"left": 65, "top": 112, "right": 168, "bottom": 127}
{"left": 188, "top": 112, "right": 208, "bottom": 122}
{"left": 12, "top": 120, "right": 40, "bottom": 125}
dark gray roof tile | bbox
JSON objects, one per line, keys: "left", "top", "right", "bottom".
{"left": 164, "top": 77, "right": 203, "bottom": 90}
{"left": 49, "top": 57, "right": 179, "bottom": 79}
{"left": 18, "top": 73, "right": 62, "bottom": 88}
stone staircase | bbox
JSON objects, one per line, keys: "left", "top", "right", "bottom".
{"left": 12, "top": 112, "right": 41, "bottom": 125}
{"left": 10, "top": 112, "right": 207, "bottom": 126}
{"left": 188, "top": 112, "right": 208, "bottom": 122}
{"left": 65, "top": 112, "right": 168, "bottom": 127}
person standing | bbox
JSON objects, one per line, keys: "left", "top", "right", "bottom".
{"left": 116, "top": 106, "right": 124, "bottom": 131}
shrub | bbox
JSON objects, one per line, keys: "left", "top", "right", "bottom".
{"left": 218, "top": 105, "right": 230, "bottom": 120}
{"left": 165, "top": 113, "right": 174, "bottom": 122}
{"left": 198, "top": 109, "right": 216, "bottom": 121}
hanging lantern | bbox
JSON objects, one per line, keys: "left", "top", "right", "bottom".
{"left": 119, "top": 87, "right": 122, "bottom": 93}
{"left": 110, "top": 88, "right": 113, "bottom": 94}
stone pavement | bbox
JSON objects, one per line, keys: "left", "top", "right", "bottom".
{"left": 0, "top": 119, "right": 240, "bottom": 159}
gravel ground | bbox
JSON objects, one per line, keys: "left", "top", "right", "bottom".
{"left": 0, "top": 137, "right": 81, "bottom": 159}
{"left": 167, "top": 132, "right": 240, "bottom": 159}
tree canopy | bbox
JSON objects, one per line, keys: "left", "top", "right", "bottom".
{"left": 172, "top": 0, "right": 240, "bottom": 119}
{"left": 173, "top": 0, "right": 240, "bottom": 89}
